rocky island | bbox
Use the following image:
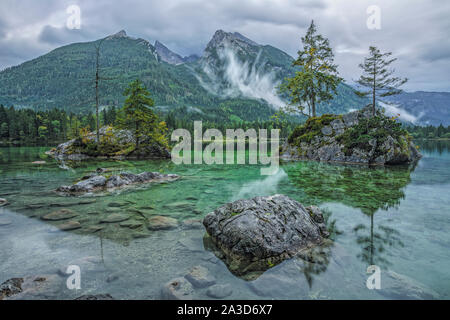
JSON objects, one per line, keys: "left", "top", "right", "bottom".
{"left": 203, "top": 194, "right": 329, "bottom": 279}
{"left": 281, "top": 107, "right": 422, "bottom": 165}
{"left": 47, "top": 126, "right": 171, "bottom": 161}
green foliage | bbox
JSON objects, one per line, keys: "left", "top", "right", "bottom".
{"left": 117, "top": 79, "right": 169, "bottom": 150}
{"left": 279, "top": 20, "right": 343, "bottom": 118}
{"left": 288, "top": 114, "right": 341, "bottom": 144}
{"left": 406, "top": 123, "right": 450, "bottom": 140}
{"left": 336, "top": 115, "right": 410, "bottom": 156}
{"left": 355, "top": 46, "right": 408, "bottom": 116}
{"left": 0, "top": 104, "right": 117, "bottom": 145}
{"left": 0, "top": 31, "right": 367, "bottom": 121}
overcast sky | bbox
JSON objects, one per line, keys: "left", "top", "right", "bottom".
{"left": 1, "top": 0, "right": 449, "bottom": 91}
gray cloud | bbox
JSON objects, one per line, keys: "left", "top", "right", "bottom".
{"left": 0, "top": 0, "right": 449, "bottom": 91}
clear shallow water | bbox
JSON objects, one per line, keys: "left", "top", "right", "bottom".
{"left": 0, "top": 141, "right": 449, "bottom": 299}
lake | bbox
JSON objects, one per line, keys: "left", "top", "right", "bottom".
{"left": 0, "top": 141, "right": 449, "bottom": 299}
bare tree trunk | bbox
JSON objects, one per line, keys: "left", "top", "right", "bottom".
{"left": 311, "top": 92, "right": 316, "bottom": 118}
{"left": 372, "top": 61, "right": 376, "bottom": 117}
{"left": 95, "top": 46, "right": 100, "bottom": 143}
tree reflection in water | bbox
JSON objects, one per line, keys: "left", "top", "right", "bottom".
{"left": 284, "top": 160, "right": 415, "bottom": 281}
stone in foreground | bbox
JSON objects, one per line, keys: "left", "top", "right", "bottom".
{"left": 161, "top": 277, "right": 193, "bottom": 300}
{"left": 0, "top": 275, "right": 62, "bottom": 300}
{"left": 75, "top": 294, "right": 115, "bottom": 300}
{"left": 0, "top": 198, "right": 9, "bottom": 207}
{"left": 203, "top": 194, "right": 329, "bottom": 279}
{"left": 185, "top": 265, "right": 216, "bottom": 288}
{"left": 56, "top": 171, "right": 179, "bottom": 195}
{"left": 206, "top": 284, "right": 233, "bottom": 299}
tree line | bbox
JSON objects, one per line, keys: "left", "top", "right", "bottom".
{"left": 0, "top": 104, "right": 117, "bottom": 145}
{"left": 407, "top": 124, "right": 450, "bottom": 139}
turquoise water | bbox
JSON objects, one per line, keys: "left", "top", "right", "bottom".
{"left": 0, "top": 141, "right": 449, "bottom": 299}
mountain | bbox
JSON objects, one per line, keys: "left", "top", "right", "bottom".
{"left": 0, "top": 29, "right": 367, "bottom": 122}
{"left": 384, "top": 91, "right": 450, "bottom": 126}
{"left": 154, "top": 40, "right": 184, "bottom": 65}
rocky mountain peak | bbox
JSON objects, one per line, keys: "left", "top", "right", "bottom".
{"left": 206, "top": 30, "right": 259, "bottom": 52}
{"left": 107, "top": 30, "right": 128, "bottom": 39}
{"left": 154, "top": 40, "right": 185, "bottom": 65}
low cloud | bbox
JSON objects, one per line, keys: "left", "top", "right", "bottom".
{"left": 379, "top": 101, "right": 422, "bottom": 124}
{"left": 0, "top": 0, "right": 449, "bottom": 91}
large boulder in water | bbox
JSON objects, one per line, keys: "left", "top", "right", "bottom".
{"left": 203, "top": 194, "right": 329, "bottom": 279}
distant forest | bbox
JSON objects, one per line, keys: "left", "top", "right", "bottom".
{"left": 0, "top": 105, "right": 297, "bottom": 145}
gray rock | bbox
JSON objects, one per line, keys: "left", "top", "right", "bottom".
{"left": 0, "top": 278, "right": 23, "bottom": 299}
{"left": 330, "top": 119, "right": 345, "bottom": 130}
{"left": 321, "top": 126, "right": 333, "bottom": 136}
{"left": 119, "top": 220, "right": 143, "bottom": 229}
{"left": 57, "top": 220, "right": 81, "bottom": 231}
{"left": 161, "top": 277, "right": 193, "bottom": 300}
{"left": 342, "top": 110, "right": 359, "bottom": 127}
{"left": 203, "top": 195, "right": 328, "bottom": 277}
{"left": 75, "top": 294, "right": 114, "bottom": 300}
{"left": 1, "top": 275, "right": 63, "bottom": 300}
{"left": 41, "top": 209, "right": 78, "bottom": 221}
{"left": 100, "top": 214, "right": 130, "bottom": 223}
{"left": 206, "top": 284, "right": 233, "bottom": 299}
{"left": 185, "top": 266, "right": 216, "bottom": 288}
{"left": 0, "top": 198, "right": 9, "bottom": 207}
{"left": 148, "top": 216, "right": 178, "bottom": 230}
{"left": 57, "top": 171, "right": 179, "bottom": 195}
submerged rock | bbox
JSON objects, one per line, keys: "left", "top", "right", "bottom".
{"left": 41, "top": 209, "right": 78, "bottom": 221}
{"left": 185, "top": 266, "right": 216, "bottom": 288}
{"left": 0, "top": 278, "right": 23, "bottom": 299}
{"left": 203, "top": 194, "right": 329, "bottom": 279}
{"left": 57, "top": 220, "right": 81, "bottom": 231}
{"left": 0, "top": 198, "right": 9, "bottom": 207}
{"left": 148, "top": 216, "right": 178, "bottom": 230}
{"left": 56, "top": 171, "right": 179, "bottom": 195}
{"left": 206, "top": 284, "right": 233, "bottom": 299}
{"left": 1, "top": 275, "right": 62, "bottom": 300}
{"left": 281, "top": 106, "right": 422, "bottom": 165}
{"left": 161, "top": 277, "right": 193, "bottom": 300}
{"left": 100, "top": 214, "right": 130, "bottom": 223}
{"left": 119, "top": 220, "right": 143, "bottom": 229}
{"left": 75, "top": 294, "right": 114, "bottom": 300}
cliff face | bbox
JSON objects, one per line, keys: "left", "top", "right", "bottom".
{"left": 281, "top": 107, "right": 422, "bottom": 165}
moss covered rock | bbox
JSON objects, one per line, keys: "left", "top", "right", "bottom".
{"left": 49, "top": 126, "right": 170, "bottom": 160}
{"left": 282, "top": 107, "right": 421, "bottom": 165}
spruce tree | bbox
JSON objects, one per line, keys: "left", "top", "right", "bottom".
{"left": 280, "top": 20, "right": 342, "bottom": 118}
{"left": 355, "top": 46, "right": 408, "bottom": 116}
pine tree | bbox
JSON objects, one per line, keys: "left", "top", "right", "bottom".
{"left": 117, "top": 79, "right": 157, "bottom": 150}
{"left": 355, "top": 46, "right": 408, "bottom": 117}
{"left": 280, "top": 20, "right": 342, "bottom": 118}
